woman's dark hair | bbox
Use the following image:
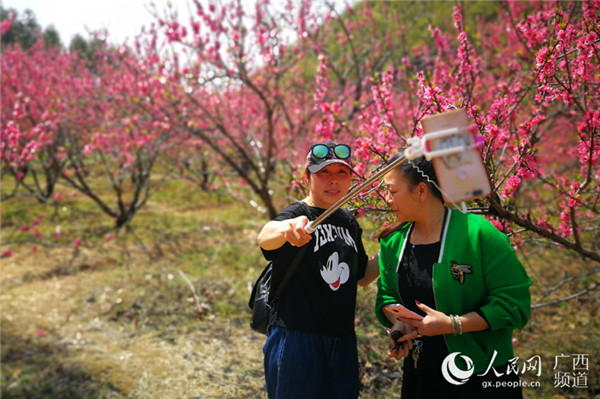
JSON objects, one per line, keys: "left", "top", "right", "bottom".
{"left": 376, "top": 154, "right": 444, "bottom": 241}
{"left": 395, "top": 154, "right": 444, "bottom": 203}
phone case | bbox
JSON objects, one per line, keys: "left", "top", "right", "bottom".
{"left": 383, "top": 304, "right": 424, "bottom": 321}
{"left": 420, "top": 109, "right": 491, "bottom": 204}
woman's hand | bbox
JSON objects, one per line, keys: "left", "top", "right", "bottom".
{"left": 257, "top": 215, "right": 312, "bottom": 250}
{"left": 396, "top": 302, "right": 491, "bottom": 340}
{"left": 387, "top": 321, "right": 416, "bottom": 360}
{"left": 283, "top": 216, "right": 312, "bottom": 247}
{"left": 396, "top": 301, "right": 452, "bottom": 340}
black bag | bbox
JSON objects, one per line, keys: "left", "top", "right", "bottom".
{"left": 249, "top": 201, "right": 311, "bottom": 335}
{"left": 248, "top": 247, "right": 307, "bottom": 335}
{"left": 248, "top": 261, "right": 275, "bottom": 335}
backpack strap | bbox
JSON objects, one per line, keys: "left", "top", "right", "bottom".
{"left": 269, "top": 201, "right": 310, "bottom": 304}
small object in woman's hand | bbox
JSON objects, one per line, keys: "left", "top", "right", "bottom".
{"left": 390, "top": 329, "right": 403, "bottom": 341}
{"left": 389, "top": 329, "right": 404, "bottom": 351}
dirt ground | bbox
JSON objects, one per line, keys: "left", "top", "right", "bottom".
{"left": 1, "top": 244, "right": 269, "bottom": 399}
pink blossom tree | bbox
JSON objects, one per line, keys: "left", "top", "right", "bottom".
{"left": 1, "top": 37, "right": 72, "bottom": 203}
{"left": 1, "top": 31, "right": 180, "bottom": 229}
{"left": 146, "top": 0, "right": 404, "bottom": 218}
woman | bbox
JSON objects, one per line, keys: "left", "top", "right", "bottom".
{"left": 375, "top": 155, "right": 531, "bottom": 398}
{"left": 257, "top": 141, "right": 378, "bottom": 399}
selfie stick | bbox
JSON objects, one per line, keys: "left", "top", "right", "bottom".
{"left": 304, "top": 124, "right": 477, "bottom": 233}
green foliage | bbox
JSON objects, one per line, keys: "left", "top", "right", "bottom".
{"left": 0, "top": 7, "right": 61, "bottom": 49}
{"left": 355, "top": 0, "right": 499, "bottom": 45}
{"left": 298, "top": 0, "right": 501, "bottom": 82}
{"left": 68, "top": 33, "right": 110, "bottom": 66}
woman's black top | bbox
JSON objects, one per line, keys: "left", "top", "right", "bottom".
{"left": 261, "top": 202, "right": 368, "bottom": 336}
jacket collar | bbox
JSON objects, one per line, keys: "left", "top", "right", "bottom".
{"left": 396, "top": 207, "right": 451, "bottom": 273}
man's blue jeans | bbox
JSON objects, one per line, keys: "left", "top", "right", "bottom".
{"left": 263, "top": 326, "right": 359, "bottom": 399}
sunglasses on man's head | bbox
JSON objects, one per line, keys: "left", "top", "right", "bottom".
{"left": 311, "top": 144, "right": 351, "bottom": 160}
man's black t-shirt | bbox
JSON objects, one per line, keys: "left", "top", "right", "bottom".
{"left": 261, "top": 201, "right": 368, "bottom": 336}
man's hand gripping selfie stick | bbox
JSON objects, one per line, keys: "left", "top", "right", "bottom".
{"left": 304, "top": 124, "right": 480, "bottom": 233}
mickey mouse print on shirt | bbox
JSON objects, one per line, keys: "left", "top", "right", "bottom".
{"left": 312, "top": 221, "right": 358, "bottom": 291}
{"left": 320, "top": 252, "right": 350, "bottom": 291}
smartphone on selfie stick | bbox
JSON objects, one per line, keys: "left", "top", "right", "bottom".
{"left": 420, "top": 109, "right": 491, "bottom": 204}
